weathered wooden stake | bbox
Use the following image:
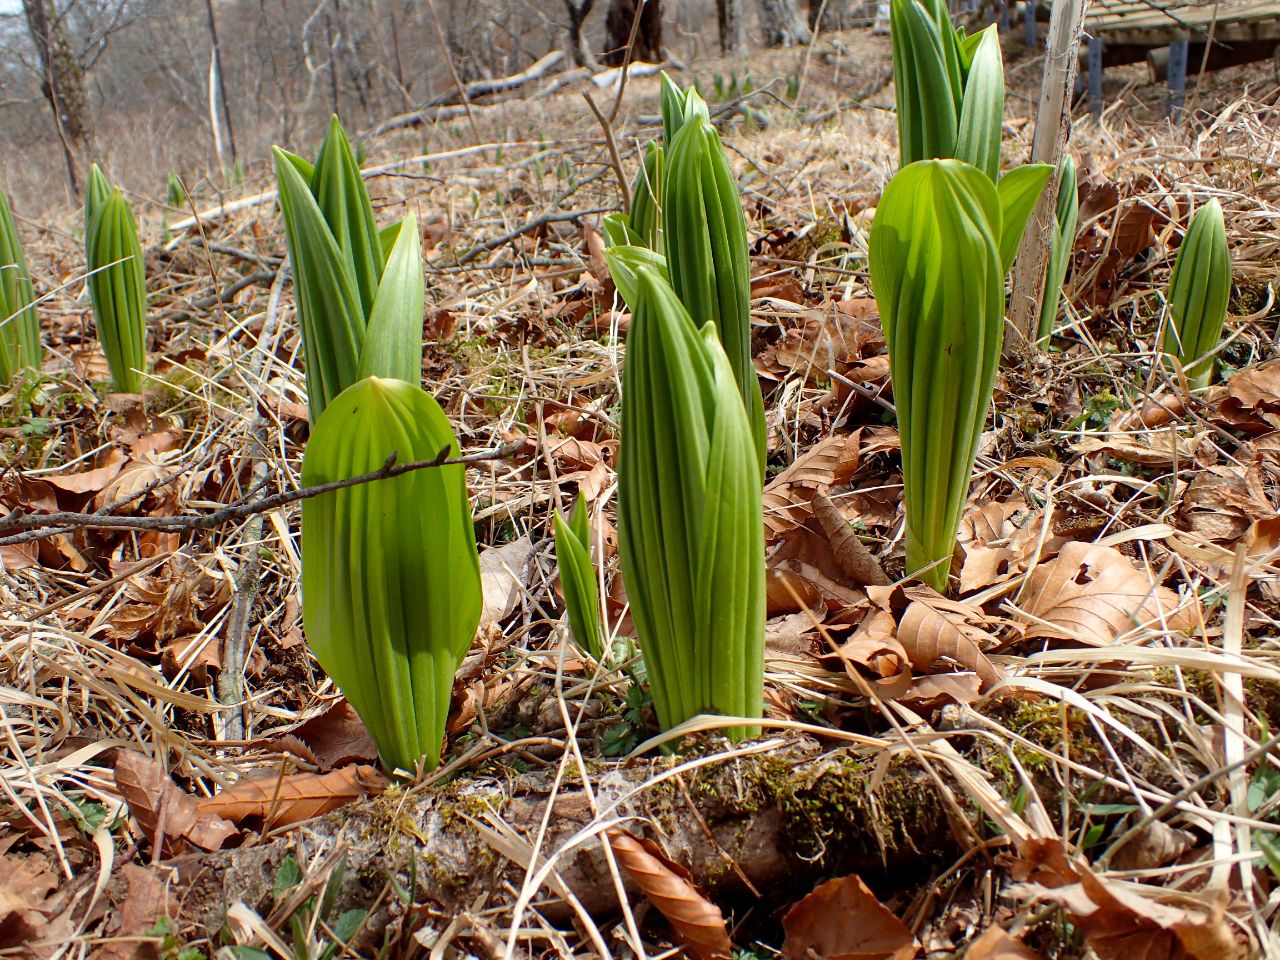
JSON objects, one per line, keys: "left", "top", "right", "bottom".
{"left": 1025, "top": 0, "right": 1039, "bottom": 47}
{"left": 1005, "top": 0, "right": 1090, "bottom": 355}
{"left": 1167, "top": 35, "right": 1189, "bottom": 120}
{"left": 1088, "top": 34, "right": 1103, "bottom": 115}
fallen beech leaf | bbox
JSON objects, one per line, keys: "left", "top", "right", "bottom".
{"left": 0, "top": 853, "right": 59, "bottom": 948}
{"left": 767, "top": 561, "right": 866, "bottom": 614}
{"left": 1109, "top": 818, "right": 1197, "bottom": 871}
{"left": 1175, "top": 466, "right": 1273, "bottom": 546}
{"left": 833, "top": 609, "right": 913, "bottom": 699}
{"left": 899, "top": 672, "right": 983, "bottom": 709}
{"left": 1209, "top": 361, "right": 1280, "bottom": 435}
{"left": 1015, "top": 864, "right": 1246, "bottom": 960}
{"left": 965, "top": 926, "right": 1044, "bottom": 960}
{"left": 285, "top": 699, "right": 379, "bottom": 770}
{"left": 957, "top": 499, "right": 1047, "bottom": 594}
{"left": 199, "top": 765, "right": 387, "bottom": 830}
{"left": 113, "top": 750, "right": 237, "bottom": 854}
{"left": 478, "top": 535, "right": 536, "bottom": 627}
{"left": 1019, "top": 542, "right": 1197, "bottom": 644}
{"left": 96, "top": 864, "right": 170, "bottom": 960}
{"left": 1073, "top": 429, "right": 1210, "bottom": 468}
{"left": 898, "top": 599, "right": 1004, "bottom": 692}
{"left": 1119, "top": 393, "right": 1185, "bottom": 430}
{"left": 766, "top": 611, "right": 818, "bottom": 660}
{"left": 812, "top": 490, "right": 890, "bottom": 586}
{"left": 607, "top": 828, "right": 731, "bottom": 960}
{"left": 781, "top": 874, "right": 917, "bottom": 960}
{"left": 767, "top": 303, "right": 883, "bottom": 384}
{"left": 0, "top": 542, "right": 37, "bottom": 571}
{"left": 763, "top": 433, "right": 863, "bottom": 539}
{"left": 42, "top": 449, "right": 127, "bottom": 495}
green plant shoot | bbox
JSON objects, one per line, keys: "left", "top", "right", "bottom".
{"left": 1037, "top": 155, "right": 1079, "bottom": 345}
{"left": 0, "top": 186, "right": 40, "bottom": 385}
{"left": 553, "top": 494, "right": 605, "bottom": 661}
{"left": 84, "top": 173, "right": 147, "bottom": 394}
{"left": 301, "top": 377, "right": 481, "bottom": 773}
{"left": 1163, "top": 198, "right": 1231, "bottom": 391}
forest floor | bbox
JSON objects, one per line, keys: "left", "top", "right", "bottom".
{"left": 3, "top": 21, "right": 1280, "bottom": 960}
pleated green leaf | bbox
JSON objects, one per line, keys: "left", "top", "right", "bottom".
{"left": 955, "top": 26, "right": 1004, "bottom": 182}
{"left": 358, "top": 211, "right": 424, "bottom": 384}
{"left": 1163, "top": 198, "right": 1231, "bottom": 390}
{"left": 273, "top": 147, "right": 365, "bottom": 420}
{"left": 602, "top": 213, "right": 643, "bottom": 249}
{"left": 605, "top": 244, "right": 668, "bottom": 311}
{"left": 660, "top": 72, "right": 689, "bottom": 145}
{"left": 312, "top": 116, "right": 383, "bottom": 317}
{"left": 629, "top": 142, "right": 664, "bottom": 251}
{"left": 301, "top": 377, "right": 481, "bottom": 773}
{"left": 618, "top": 266, "right": 764, "bottom": 738}
{"left": 890, "top": 0, "right": 960, "bottom": 169}
{"left": 85, "top": 188, "right": 147, "bottom": 394}
{"left": 83, "top": 164, "right": 112, "bottom": 266}
{"left": 1037, "top": 155, "right": 1079, "bottom": 345}
{"left": 869, "top": 160, "right": 1004, "bottom": 593}
{"left": 553, "top": 494, "right": 605, "bottom": 661}
{"left": 662, "top": 111, "right": 767, "bottom": 473}
{"left": 995, "top": 163, "right": 1054, "bottom": 274}
{"left": 0, "top": 186, "right": 40, "bottom": 385}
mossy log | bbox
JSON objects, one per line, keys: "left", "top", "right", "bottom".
{"left": 170, "top": 740, "right": 964, "bottom": 941}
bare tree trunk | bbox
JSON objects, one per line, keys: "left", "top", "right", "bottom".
{"left": 1005, "top": 0, "right": 1088, "bottom": 354}
{"left": 203, "top": 0, "right": 238, "bottom": 171}
{"left": 757, "top": 0, "right": 811, "bottom": 47}
{"left": 21, "top": 0, "right": 91, "bottom": 196}
{"left": 717, "top": 0, "right": 746, "bottom": 53}
{"left": 809, "top": 0, "right": 856, "bottom": 30}
{"left": 564, "top": 0, "right": 598, "bottom": 67}
{"left": 603, "top": 0, "right": 663, "bottom": 66}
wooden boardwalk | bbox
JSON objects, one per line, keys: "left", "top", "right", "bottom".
{"left": 1085, "top": 0, "right": 1280, "bottom": 46}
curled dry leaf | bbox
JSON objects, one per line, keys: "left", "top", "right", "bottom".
{"left": 898, "top": 598, "right": 1004, "bottom": 693}
{"left": 1174, "top": 465, "right": 1274, "bottom": 547}
{"left": 0, "top": 852, "right": 64, "bottom": 949}
{"left": 781, "top": 874, "right": 917, "bottom": 960}
{"left": 812, "top": 490, "right": 890, "bottom": 586}
{"left": 762, "top": 301, "right": 883, "bottom": 384}
{"left": 957, "top": 498, "right": 1047, "bottom": 594}
{"left": 478, "top": 534, "right": 536, "bottom": 627}
{"left": 606, "top": 828, "right": 731, "bottom": 960}
{"left": 1208, "top": 360, "right": 1280, "bottom": 435}
{"left": 113, "top": 750, "right": 237, "bottom": 855}
{"left": 96, "top": 864, "right": 171, "bottom": 960}
{"left": 1014, "top": 864, "right": 1246, "bottom": 960}
{"left": 1119, "top": 393, "right": 1185, "bottom": 431}
{"left": 1018, "top": 542, "right": 1197, "bottom": 645}
{"left": 965, "top": 926, "right": 1044, "bottom": 960}
{"left": 284, "top": 699, "right": 379, "bottom": 770}
{"left": 1073, "top": 428, "right": 1211, "bottom": 469}
{"left": 766, "top": 561, "right": 866, "bottom": 615}
{"left": 198, "top": 764, "right": 387, "bottom": 830}
{"left": 41, "top": 448, "right": 127, "bottom": 495}
{"left": 763, "top": 433, "right": 863, "bottom": 539}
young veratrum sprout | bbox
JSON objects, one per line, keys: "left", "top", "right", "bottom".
{"left": 274, "top": 116, "right": 424, "bottom": 419}
{"left": 890, "top": 0, "right": 1004, "bottom": 181}
{"left": 870, "top": 159, "right": 1048, "bottom": 593}
{"left": 1163, "top": 198, "right": 1231, "bottom": 391}
{"left": 301, "top": 376, "right": 482, "bottom": 773}
{"left": 1037, "top": 155, "right": 1079, "bottom": 346}
{"left": 84, "top": 165, "right": 147, "bottom": 394}
{"left": 0, "top": 187, "right": 40, "bottom": 386}
{"left": 553, "top": 494, "right": 605, "bottom": 662}
{"left": 617, "top": 265, "right": 764, "bottom": 738}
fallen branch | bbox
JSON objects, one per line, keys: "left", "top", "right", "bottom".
{"left": 0, "top": 441, "right": 525, "bottom": 545}
{"left": 364, "top": 51, "right": 567, "bottom": 139}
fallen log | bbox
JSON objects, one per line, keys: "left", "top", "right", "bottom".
{"left": 168, "top": 740, "right": 965, "bottom": 946}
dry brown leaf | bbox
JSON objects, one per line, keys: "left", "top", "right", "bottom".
{"left": 1109, "top": 818, "right": 1198, "bottom": 871}
{"left": 607, "top": 828, "right": 731, "bottom": 960}
{"left": 763, "top": 433, "right": 863, "bottom": 539}
{"left": 957, "top": 499, "right": 1047, "bottom": 594}
{"left": 1019, "top": 542, "right": 1197, "bottom": 644}
{"left": 766, "top": 612, "right": 818, "bottom": 660}
{"left": 766, "top": 302, "right": 883, "bottom": 383}
{"left": 899, "top": 672, "right": 984, "bottom": 709}
{"left": 1119, "top": 393, "right": 1185, "bottom": 431}
{"left": 94, "top": 864, "right": 170, "bottom": 960}
{"left": 42, "top": 448, "right": 127, "bottom": 495}
{"left": 113, "top": 750, "right": 237, "bottom": 854}
{"left": 0, "top": 542, "right": 37, "bottom": 571}
{"left": 283, "top": 700, "right": 379, "bottom": 770}
{"left": 478, "top": 534, "right": 536, "bottom": 627}
{"left": 781, "top": 874, "right": 917, "bottom": 960}
{"left": 1073, "top": 429, "right": 1210, "bottom": 468}
{"left": 812, "top": 490, "right": 890, "bottom": 586}
{"left": 1175, "top": 466, "right": 1274, "bottom": 546}
{"left": 833, "top": 610, "right": 914, "bottom": 700}
{"left": 898, "top": 598, "right": 1004, "bottom": 692}
{"left": 767, "top": 561, "right": 866, "bottom": 614}
{"left": 1207, "top": 362, "right": 1280, "bottom": 435}
{"left": 965, "top": 926, "right": 1044, "bottom": 960}
{"left": 1015, "top": 865, "right": 1246, "bottom": 960}
{"left": 0, "top": 852, "right": 59, "bottom": 948}
{"left": 199, "top": 765, "right": 387, "bottom": 830}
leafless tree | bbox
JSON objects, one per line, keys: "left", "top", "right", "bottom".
{"left": 757, "top": 0, "right": 810, "bottom": 46}
{"left": 563, "top": 0, "right": 597, "bottom": 67}
{"left": 603, "top": 0, "right": 662, "bottom": 66}
{"left": 21, "top": 0, "right": 91, "bottom": 193}
{"left": 809, "top": 0, "right": 857, "bottom": 30}
{"left": 717, "top": 0, "right": 746, "bottom": 54}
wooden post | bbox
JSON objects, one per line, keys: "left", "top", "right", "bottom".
{"left": 1025, "top": 0, "right": 1038, "bottom": 47}
{"left": 1004, "top": 0, "right": 1090, "bottom": 355}
{"left": 1087, "top": 35, "right": 1103, "bottom": 115}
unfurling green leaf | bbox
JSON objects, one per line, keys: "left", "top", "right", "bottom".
{"left": 618, "top": 266, "right": 764, "bottom": 738}
{"left": 995, "top": 163, "right": 1054, "bottom": 273}
{"left": 1037, "top": 155, "right": 1079, "bottom": 345}
{"left": 662, "top": 107, "right": 767, "bottom": 472}
{"left": 1164, "top": 198, "right": 1231, "bottom": 391}
{"left": 604, "top": 244, "right": 668, "bottom": 310}
{"left": 869, "top": 160, "right": 1006, "bottom": 593}
{"left": 553, "top": 495, "right": 605, "bottom": 661}
{"left": 301, "top": 377, "right": 481, "bottom": 773}
{"left": 274, "top": 117, "right": 424, "bottom": 419}
{"left": 85, "top": 181, "right": 147, "bottom": 394}
{"left": 0, "top": 186, "right": 40, "bottom": 385}
{"left": 629, "top": 142, "right": 664, "bottom": 251}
